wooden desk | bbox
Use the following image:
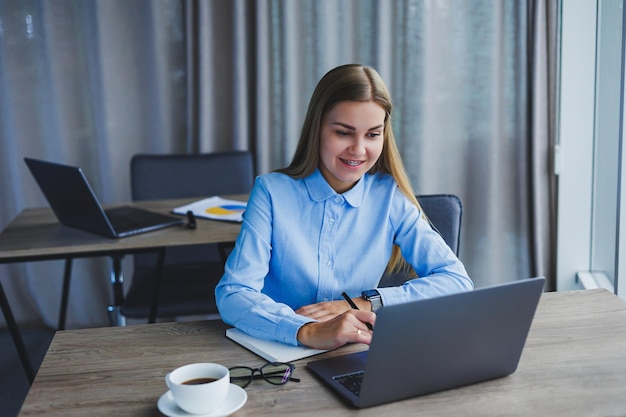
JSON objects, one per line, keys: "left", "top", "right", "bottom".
{"left": 0, "top": 197, "right": 244, "bottom": 382}
{"left": 0, "top": 197, "right": 245, "bottom": 262}
{"left": 18, "top": 289, "right": 626, "bottom": 416}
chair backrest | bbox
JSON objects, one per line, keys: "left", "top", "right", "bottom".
{"left": 417, "top": 194, "right": 462, "bottom": 256}
{"left": 131, "top": 151, "right": 254, "bottom": 201}
{"left": 379, "top": 193, "right": 463, "bottom": 287}
{"left": 130, "top": 151, "right": 254, "bottom": 266}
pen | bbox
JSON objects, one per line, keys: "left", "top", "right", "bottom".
{"left": 341, "top": 292, "right": 374, "bottom": 331}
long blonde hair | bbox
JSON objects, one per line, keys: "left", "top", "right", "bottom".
{"left": 276, "top": 64, "right": 420, "bottom": 276}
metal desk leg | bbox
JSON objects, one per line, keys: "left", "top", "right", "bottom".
{"left": 58, "top": 258, "right": 73, "bottom": 330}
{"left": 106, "top": 255, "right": 126, "bottom": 326}
{"left": 0, "top": 280, "right": 35, "bottom": 384}
{"left": 148, "top": 249, "right": 166, "bottom": 324}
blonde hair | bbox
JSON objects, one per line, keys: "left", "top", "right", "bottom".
{"left": 277, "top": 64, "right": 420, "bottom": 276}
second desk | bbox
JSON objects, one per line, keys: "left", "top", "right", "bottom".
{"left": 0, "top": 196, "right": 244, "bottom": 382}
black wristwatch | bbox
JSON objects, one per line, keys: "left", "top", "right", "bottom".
{"left": 362, "top": 289, "right": 383, "bottom": 312}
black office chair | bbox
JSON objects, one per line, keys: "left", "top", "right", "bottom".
{"left": 379, "top": 194, "right": 463, "bottom": 287}
{"left": 120, "top": 151, "right": 254, "bottom": 321}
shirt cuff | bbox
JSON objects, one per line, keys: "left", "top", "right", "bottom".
{"left": 276, "top": 315, "right": 316, "bottom": 346}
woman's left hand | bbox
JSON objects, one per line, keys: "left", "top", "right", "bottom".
{"left": 296, "top": 300, "right": 351, "bottom": 321}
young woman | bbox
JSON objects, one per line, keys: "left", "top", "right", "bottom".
{"left": 215, "top": 64, "right": 473, "bottom": 350}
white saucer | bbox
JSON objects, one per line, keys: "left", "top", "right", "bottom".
{"left": 157, "top": 384, "right": 247, "bottom": 417}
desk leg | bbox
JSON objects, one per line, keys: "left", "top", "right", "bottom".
{"left": 58, "top": 258, "right": 73, "bottom": 330}
{"left": 0, "top": 281, "right": 35, "bottom": 384}
{"left": 148, "top": 249, "right": 166, "bottom": 324}
{"left": 106, "top": 255, "right": 126, "bottom": 326}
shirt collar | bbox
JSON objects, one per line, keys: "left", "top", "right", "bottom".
{"left": 304, "top": 168, "right": 364, "bottom": 207}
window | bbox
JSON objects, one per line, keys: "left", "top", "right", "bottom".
{"left": 556, "top": 0, "right": 624, "bottom": 299}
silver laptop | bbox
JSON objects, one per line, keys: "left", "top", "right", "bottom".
{"left": 24, "top": 157, "right": 184, "bottom": 238}
{"left": 307, "top": 276, "right": 545, "bottom": 408}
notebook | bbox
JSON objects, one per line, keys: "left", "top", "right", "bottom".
{"left": 307, "top": 277, "right": 545, "bottom": 408}
{"left": 226, "top": 328, "right": 329, "bottom": 363}
{"left": 24, "top": 157, "right": 184, "bottom": 238}
{"left": 173, "top": 196, "right": 247, "bottom": 223}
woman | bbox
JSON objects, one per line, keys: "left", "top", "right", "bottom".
{"left": 216, "top": 64, "right": 473, "bottom": 350}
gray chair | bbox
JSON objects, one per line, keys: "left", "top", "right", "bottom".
{"left": 120, "top": 151, "right": 254, "bottom": 322}
{"left": 379, "top": 194, "right": 463, "bottom": 287}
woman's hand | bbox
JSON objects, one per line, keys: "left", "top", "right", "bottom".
{"left": 295, "top": 299, "right": 350, "bottom": 321}
{"left": 296, "top": 309, "right": 376, "bottom": 350}
{"left": 296, "top": 296, "right": 371, "bottom": 321}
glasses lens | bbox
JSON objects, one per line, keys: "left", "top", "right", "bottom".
{"left": 261, "top": 363, "right": 293, "bottom": 385}
{"left": 229, "top": 366, "right": 253, "bottom": 388}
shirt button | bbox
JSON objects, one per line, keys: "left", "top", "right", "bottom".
{"left": 323, "top": 298, "right": 329, "bottom": 302}
{"left": 334, "top": 196, "right": 341, "bottom": 203}
{"left": 329, "top": 218, "right": 335, "bottom": 225}
{"left": 326, "top": 260, "right": 332, "bottom": 266}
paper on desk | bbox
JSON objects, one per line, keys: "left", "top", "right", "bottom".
{"left": 226, "top": 328, "right": 330, "bottom": 363}
{"left": 172, "top": 196, "right": 247, "bottom": 223}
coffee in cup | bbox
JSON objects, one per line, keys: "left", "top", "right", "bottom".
{"left": 165, "top": 363, "right": 229, "bottom": 414}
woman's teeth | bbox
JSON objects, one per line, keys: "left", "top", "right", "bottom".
{"left": 342, "top": 159, "right": 362, "bottom": 166}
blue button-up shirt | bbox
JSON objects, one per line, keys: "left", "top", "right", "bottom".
{"left": 215, "top": 169, "right": 473, "bottom": 346}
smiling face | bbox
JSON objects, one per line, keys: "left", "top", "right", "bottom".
{"left": 318, "top": 100, "right": 386, "bottom": 193}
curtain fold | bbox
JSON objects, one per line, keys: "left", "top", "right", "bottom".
{"left": 528, "top": 0, "right": 559, "bottom": 290}
{"left": 0, "top": 0, "right": 557, "bottom": 329}
{"left": 0, "top": 0, "right": 187, "bottom": 328}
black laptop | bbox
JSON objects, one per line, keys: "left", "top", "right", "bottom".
{"left": 307, "top": 277, "right": 545, "bottom": 408}
{"left": 24, "top": 157, "right": 184, "bottom": 238}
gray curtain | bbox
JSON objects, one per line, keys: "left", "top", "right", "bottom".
{"left": 0, "top": 0, "right": 557, "bottom": 329}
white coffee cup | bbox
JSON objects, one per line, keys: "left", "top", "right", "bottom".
{"left": 165, "top": 363, "right": 230, "bottom": 415}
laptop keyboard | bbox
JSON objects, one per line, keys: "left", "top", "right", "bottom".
{"left": 333, "top": 371, "right": 364, "bottom": 397}
{"left": 105, "top": 206, "right": 181, "bottom": 233}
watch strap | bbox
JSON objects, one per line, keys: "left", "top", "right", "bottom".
{"left": 362, "top": 289, "right": 383, "bottom": 312}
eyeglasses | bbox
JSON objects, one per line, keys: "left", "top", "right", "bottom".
{"left": 229, "top": 362, "right": 300, "bottom": 388}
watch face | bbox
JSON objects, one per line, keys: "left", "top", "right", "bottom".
{"left": 363, "top": 290, "right": 380, "bottom": 299}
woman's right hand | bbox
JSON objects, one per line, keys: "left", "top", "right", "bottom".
{"left": 296, "top": 309, "right": 376, "bottom": 350}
